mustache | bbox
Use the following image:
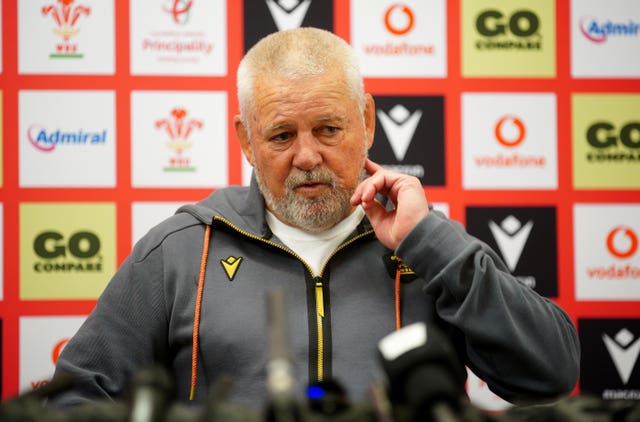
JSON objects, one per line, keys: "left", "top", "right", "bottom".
{"left": 286, "top": 168, "right": 336, "bottom": 189}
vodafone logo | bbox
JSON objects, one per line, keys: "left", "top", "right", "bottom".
{"left": 494, "top": 115, "right": 526, "bottom": 147}
{"left": 52, "top": 338, "right": 70, "bottom": 365}
{"left": 607, "top": 226, "right": 639, "bottom": 259}
{"left": 384, "top": 4, "right": 415, "bottom": 36}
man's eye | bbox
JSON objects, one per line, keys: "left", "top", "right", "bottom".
{"left": 270, "top": 132, "right": 292, "bottom": 143}
{"left": 318, "top": 126, "right": 340, "bottom": 136}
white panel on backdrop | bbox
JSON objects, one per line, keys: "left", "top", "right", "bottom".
{"left": 132, "top": 202, "right": 187, "bottom": 246}
{"left": 462, "top": 93, "right": 558, "bottom": 190}
{"left": 242, "top": 153, "right": 252, "bottom": 187}
{"left": 19, "top": 316, "right": 86, "bottom": 394}
{"left": 130, "top": 0, "right": 227, "bottom": 76}
{"left": 350, "top": 0, "right": 447, "bottom": 77}
{"left": 18, "top": 0, "right": 115, "bottom": 74}
{"left": 574, "top": 204, "right": 640, "bottom": 300}
{"left": 571, "top": 0, "right": 640, "bottom": 78}
{"left": 131, "top": 91, "right": 228, "bottom": 188}
{"left": 19, "top": 90, "right": 116, "bottom": 187}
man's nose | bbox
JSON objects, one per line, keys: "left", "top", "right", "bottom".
{"left": 291, "top": 132, "right": 323, "bottom": 170}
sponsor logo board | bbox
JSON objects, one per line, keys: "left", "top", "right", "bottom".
{"left": 131, "top": 91, "right": 228, "bottom": 187}
{"left": 19, "top": 90, "right": 116, "bottom": 187}
{"left": 574, "top": 204, "right": 640, "bottom": 300}
{"left": 20, "top": 202, "right": 116, "bottom": 300}
{"left": 462, "top": 93, "right": 557, "bottom": 189}
{"left": 461, "top": 0, "right": 555, "bottom": 77}
{"left": 351, "top": 0, "right": 447, "bottom": 77}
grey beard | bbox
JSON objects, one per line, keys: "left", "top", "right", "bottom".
{"left": 255, "top": 166, "right": 360, "bottom": 232}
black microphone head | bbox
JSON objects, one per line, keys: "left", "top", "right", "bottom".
{"left": 377, "top": 322, "right": 467, "bottom": 417}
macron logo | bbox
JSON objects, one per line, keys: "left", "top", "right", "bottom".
{"left": 603, "top": 328, "right": 640, "bottom": 384}
{"left": 377, "top": 105, "right": 422, "bottom": 161}
{"left": 266, "top": 0, "right": 311, "bottom": 31}
{"left": 488, "top": 215, "right": 533, "bottom": 272}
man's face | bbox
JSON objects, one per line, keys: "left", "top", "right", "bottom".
{"left": 236, "top": 68, "right": 375, "bottom": 231}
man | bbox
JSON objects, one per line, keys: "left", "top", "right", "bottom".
{"left": 52, "top": 27, "right": 579, "bottom": 410}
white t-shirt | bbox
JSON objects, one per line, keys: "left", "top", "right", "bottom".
{"left": 265, "top": 207, "right": 366, "bottom": 277}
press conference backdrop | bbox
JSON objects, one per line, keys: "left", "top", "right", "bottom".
{"left": 1, "top": 0, "right": 639, "bottom": 410}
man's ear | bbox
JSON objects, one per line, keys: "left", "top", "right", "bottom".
{"left": 363, "top": 93, "right": 376, "bottom": 149}
{"left": 234, "top": 115, "right": 254, "bottom": 166}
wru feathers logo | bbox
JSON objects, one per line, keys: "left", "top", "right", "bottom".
{"left": 42, "top": 0, "right": 91, "bottom": 58}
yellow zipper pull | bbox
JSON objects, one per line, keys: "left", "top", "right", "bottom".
{"left": 315, "top": 282, "right": 324, "bottom": 318}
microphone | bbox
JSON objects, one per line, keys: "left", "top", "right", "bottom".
{"left": 128, "top": 366, "right": 174, "bottom": 422}
{"left": 265, "top": 289, "right": 299, "bottom": 422}
{"left": 377, "top": 322, "right": 468, "bottom": 422}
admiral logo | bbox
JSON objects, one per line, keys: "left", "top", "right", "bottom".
{"left": 33, "top": 231, "right": 103, "bottom": 273}
{"left": 474, "top": 115, "right": 546, "bottom": 169}
{"left": 474, "top": 9, "right": 542, "bottom": 51}
{"left": 586, "top": 226, "right": 640, "bottom": 281}
{"left": 585, "top": 121, "right": 640, "bottom": 162}
{"left": 369, "top": 96, "right": 444, "bottom": 186}
{"left": 42, "top": 0, "right": 91, "bottom": 58}
{"left": 155, "top": 108, "right": 203, "bottom": 172}
{"left": 580, "top": 319, "right": 640, "bottom": 400}
{"left": 243, "top": 0, "right": 333, "bottom": 52}
{"left": 580, "top": 16, "right": 640, "bottom": 43}
{"left": 163, "top": 0, "right": 193, "bottom": 25}
{"left": 466, "top": 207, "right": 558, "bottom": 297}
{"left": 27, "top": 125, "right": 107, "bottom": 152}
{"left": 266, "top": 0, "right": 312, "bottom": 31}
{"left": 362, "top": 4, "right": 435, "bottom": 57}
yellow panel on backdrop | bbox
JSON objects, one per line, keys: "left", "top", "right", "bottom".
{"left": 573, "top": 94, "right": 640, "bottom": 189}
{"left": 461, "top": 0, "right": 556, "bottom": 77}
{"left": 19, "top": 203, "right": 116, "bottom": 300}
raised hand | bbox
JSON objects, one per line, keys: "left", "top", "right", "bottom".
{"left": 350, "top": 159, "right": 429, "bottom": 250}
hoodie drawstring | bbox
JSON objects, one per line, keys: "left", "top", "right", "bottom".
{"left": 395, "top": 262, "right": 402, "bottom": 331}
{"left": 190, "top": 224, "right": 211, "bottom": 401}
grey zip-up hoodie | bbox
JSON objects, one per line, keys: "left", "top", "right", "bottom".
{"left": 51, "top": 178, "right": 580, "bottom": 409}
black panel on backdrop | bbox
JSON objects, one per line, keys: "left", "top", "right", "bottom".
{"left": 465, "top": 206, "right": 558, "bottom": 298}
{"left": 243, "top": 0, "right": 334, "bottom": 52}
{"left": 579, "top": 319, "right": 640, "bottom": 400}
{"left": 369, "top": 96, "right": 445, "bottom": 186}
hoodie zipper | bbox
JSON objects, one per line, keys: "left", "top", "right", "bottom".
{"left": 212, "top": 216, "right": 374, "bottom": 382}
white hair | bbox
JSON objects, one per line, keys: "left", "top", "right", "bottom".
{"left": 237, "top": 27, "right": 365, "bottom": 127}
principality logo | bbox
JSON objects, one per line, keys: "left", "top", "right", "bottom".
{"left": 377, "top": 104, "right": 422, "bottom": 162}
{"left": 163, "top": 0, "right": 194, "bottom": 25}
{"left": 220, "top": 256, "right": 243, "bottom": 281}
{"left": 579, "top": 16, "right": 640, "bottom": 44}
{"left": 41, "top": 0, "right": 91, "bottom": 59}
{"left": 266, "top": 0, "right": 312, "bottom": 31}
{"left": 155, "top": 108, "right": 203, "bottom": 172}
{"left": 384, "top": 4, "right": 415, "bottom": 36}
